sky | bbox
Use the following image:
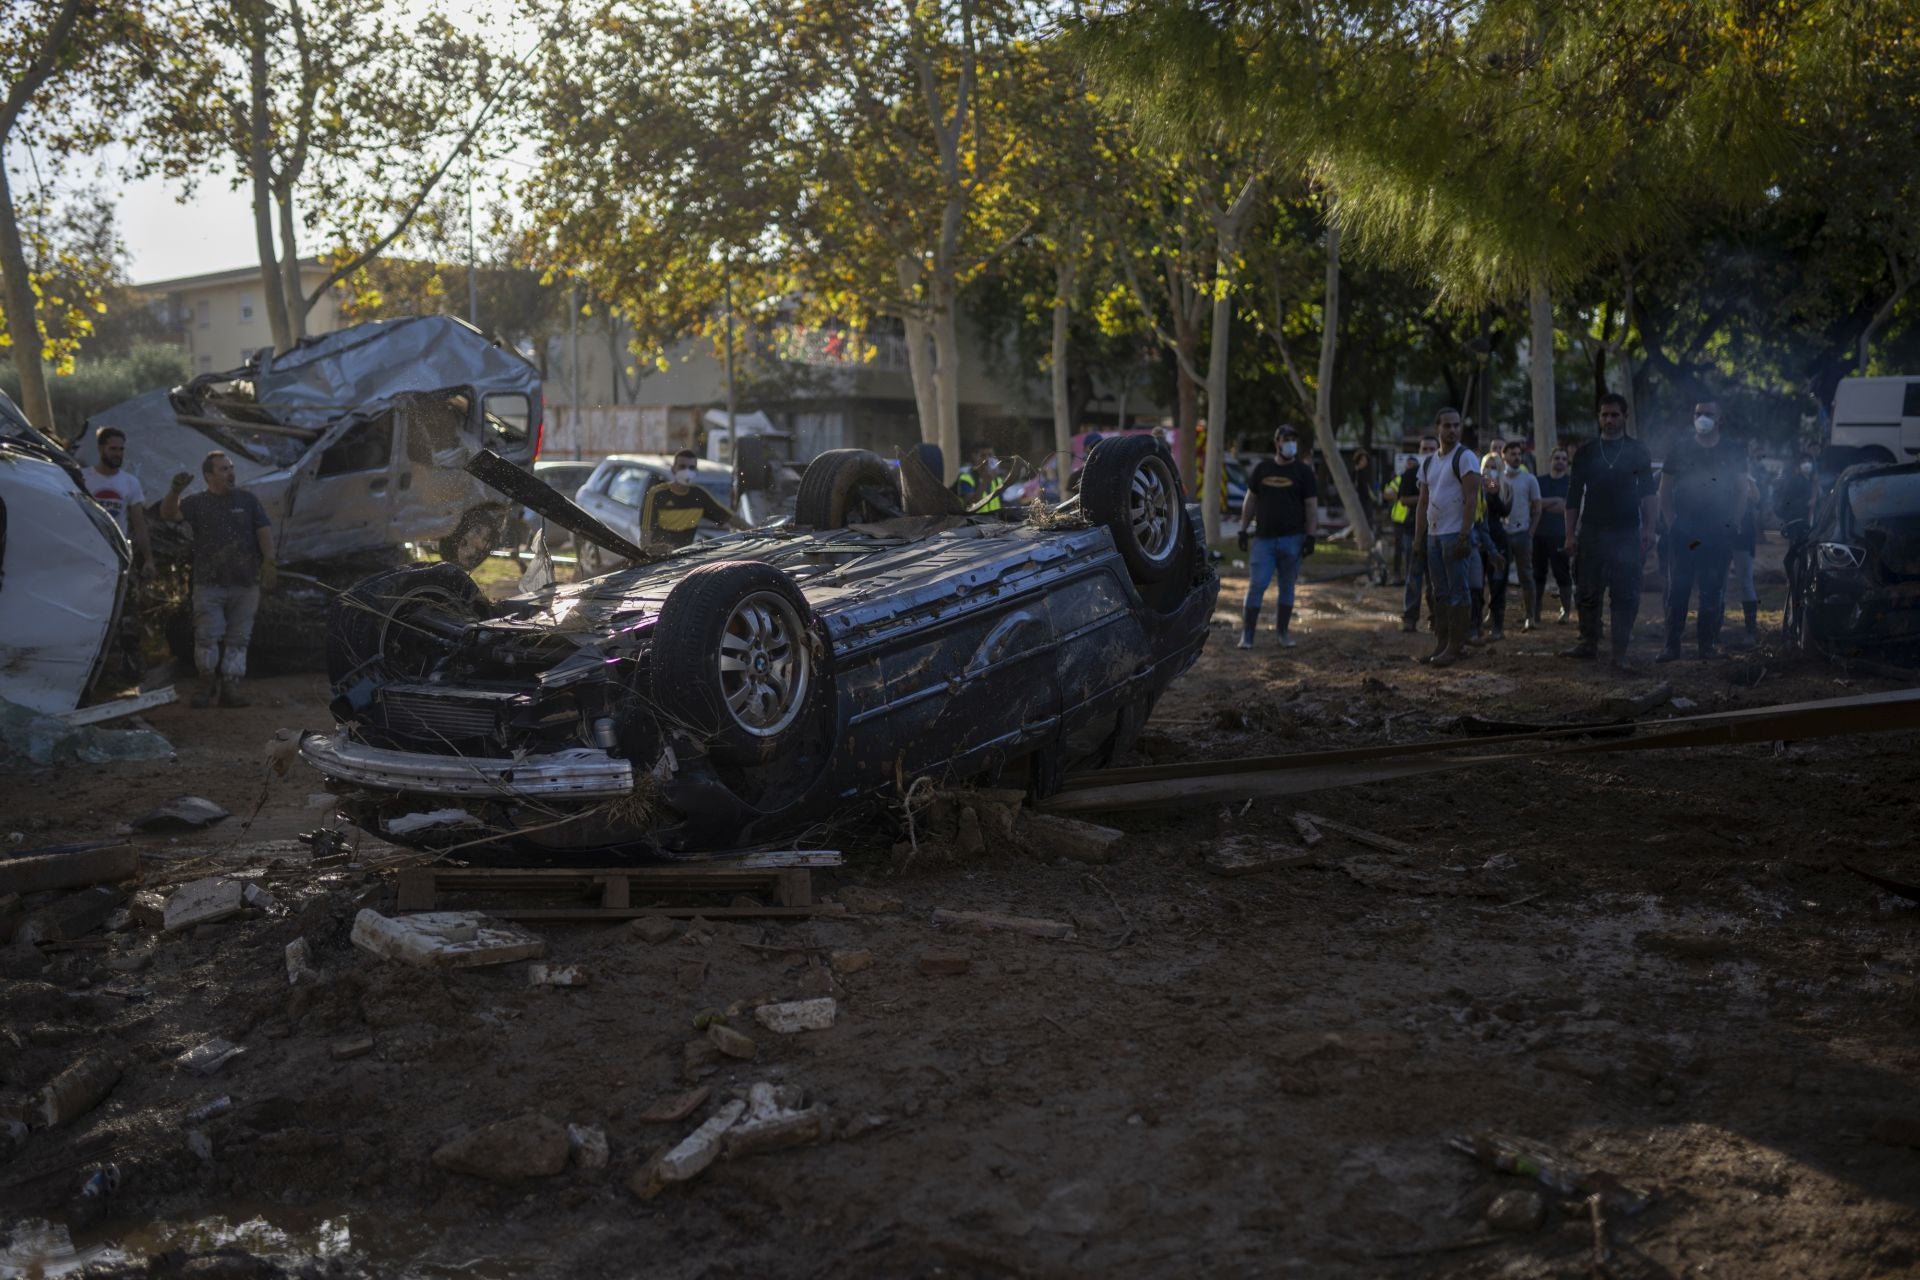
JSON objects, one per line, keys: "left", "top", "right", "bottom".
{"left": 63, "top": 0, "right": 539, "bottom": 284}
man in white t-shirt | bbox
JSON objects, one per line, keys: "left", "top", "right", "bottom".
{"left": 1410, "top": 406, "right": 1481, "bottom": 667}
{"left": 1499, "top": 440, "right": 1542, "bottom": 630}
{"left": 82, "top": 425, "right": 154, "bottom": 572}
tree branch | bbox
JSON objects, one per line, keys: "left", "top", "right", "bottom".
{"left": 0, "top": 0, "right": 85, "bottom": 140}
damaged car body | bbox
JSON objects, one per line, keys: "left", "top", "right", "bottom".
{"left": 301, "top": 436, "right": 1218, "bottom": 855}
{"left": 1784, "top": 460, "right": 1920, "bottom": 660}
{"left": 81, "top": 315, "right": 541, "bottom": 570}
{"left": 0, "top": 393, "right": 132, "bottom": 713}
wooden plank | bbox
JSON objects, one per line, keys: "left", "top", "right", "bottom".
{"left": 395, "top": 867, "right": 438, "bottom": 911}
{"left": 601, "top": 875, "right": 630, "bottom": 909}
{"left": 776, "top": 869, "right": 812, "bottom": 908}
{"left": 1295, "top": 813, "right": 1424, "bottom": 858}
{"left": 489, "top": 906, "right": 847, "bottom": 921}
{"left": 55, "top": 688, "right": 177, "bottom": 727}
{"left": 0, "top": 843, "right": 138, "bottom": 895}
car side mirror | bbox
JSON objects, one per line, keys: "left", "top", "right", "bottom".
{"left": 1782, "top": 517, "right": 1810, "bottom": 545}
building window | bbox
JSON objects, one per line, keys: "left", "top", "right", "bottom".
{"left": 197, "top": 299, "right": 211, "bottom": 328}
{"left": 239, "top": 294, "right": 254, "bottom": 324}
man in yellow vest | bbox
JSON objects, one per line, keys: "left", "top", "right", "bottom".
{"left": 954, "top": 447, "right": 1005, "bottom": 512}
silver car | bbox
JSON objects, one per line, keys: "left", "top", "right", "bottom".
{"left": 571, "top": 454, "right": 738, "bottom": 574}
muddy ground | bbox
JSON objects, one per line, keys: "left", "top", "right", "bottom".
{"left": 3, "top": 539, "right": 1918, "bottom": 1278}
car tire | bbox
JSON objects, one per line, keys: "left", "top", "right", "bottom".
{"left": 795, "top": 448, "right": 898, "bottom": 529}
{"left": 1080, "top": 433, "right": 1191, "bottom": 587}
{"left": 650, "top": 560, "right": 829, "bottom": 766}
{"left": 326, "top": 562, "right": 485, "bottom": 688}
{"left": 439, "top": 508, "right": 500, "bottom": 569}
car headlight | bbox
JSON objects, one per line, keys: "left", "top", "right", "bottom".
{"left": 1816, "top": 542, "right": 1865, "bottom": 571}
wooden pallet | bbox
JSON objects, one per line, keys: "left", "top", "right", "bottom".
{"left": 393, "top": 850, "right": 846, "bottom": 921}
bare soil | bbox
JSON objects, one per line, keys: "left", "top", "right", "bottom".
{"left": 3, "top": 539, "right": 1918, "bottom": 1278}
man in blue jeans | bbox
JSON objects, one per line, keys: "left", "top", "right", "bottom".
{"left": 1235, "top": 425, "right": 1319, "bottom": 649}
{"left": 1410, "top": 407, "right": 1482, "bottom": 667}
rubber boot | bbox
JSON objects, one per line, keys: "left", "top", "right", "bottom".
{"left": 1430, "top": 604, "right": 1471, "bottom": 668}
{"left": 1465, "top": 589, "right": 1488, "bottom": 646}
{"left": 190, "top": 674, "right": 220, "bottom": 709}
{"left": 1237, "top": 607, "right": 1257, "bottom": 650}
{"left": 1276, "top": 605, "right": 1296, "bottom": 649}
{"left": 1742, "top": 601, "right": 1759, "bottom": 647}
{"left": 219, "top": 678, "right": 251, "bottom": 709}
{"left": 1415, "top": 600, "right": 1450, "bottom": 664}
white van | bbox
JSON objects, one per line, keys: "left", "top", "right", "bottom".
{"left": 1821, "top": 376, "right": 1920, "bottom": 491}
{"left": 1828, "top": 376, "right": 1920, "bottom": 461}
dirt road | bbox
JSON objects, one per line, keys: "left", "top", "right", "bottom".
{"left": 3, "top": 549, "right": 1918, "bottom": 1278}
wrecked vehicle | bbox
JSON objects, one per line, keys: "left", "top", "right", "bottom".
{"left": 0, "top": 408, "right": 131, "bottom": 713}
{"left": 1783, "top": 460, "right": 1920, "bottom": 660}
{"left": 301, "top": 435, "right": 1217, "bottom": 855}
{"left": 80, "top": 315, "right": 541, "bottom": 569}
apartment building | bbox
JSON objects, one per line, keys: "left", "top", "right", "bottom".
{"left": 136, "top": 261, "right": 347, "bottom": 374}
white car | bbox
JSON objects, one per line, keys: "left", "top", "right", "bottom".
{"left": 571, "top": 454, "right": 739, "bottom": 574}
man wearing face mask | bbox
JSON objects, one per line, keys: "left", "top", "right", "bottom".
{"left": 1563, "top": 394, "right": 1658, "bottom": 669}
{"left": 1235, "top": 425, "right": 1318, "bottom": 649}
{"left": 1656, "top": 400, "right": 1756, "bottom": 662}
{"left": 641, "top": 449, "right": 746, "bottom": 550}
{"left": 1533, "top": 446, "right": 1575, "bottom": 623}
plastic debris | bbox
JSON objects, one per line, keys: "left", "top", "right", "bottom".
{"left": 752, "top": 998, "right": 837, "bottom": 1034}
{"left": 174, "top": 1038, "right": 246, "bottom": 1076}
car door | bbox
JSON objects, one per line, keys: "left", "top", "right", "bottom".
{"left": 281, "top": 410, "right": 399, "bottom": 560}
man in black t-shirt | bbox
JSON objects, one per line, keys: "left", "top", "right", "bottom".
{"left": 1657, "top": 399, "right": 1756, "bottom": 661}
{"left": 159, "top": 450, "right": 276, "bottom": 708}
{"left": 640, "top": 449, "right": 746, "bottom": 550}
{"left": 1234, "top": 425, "right": 1319, "bottom": 650}
{"left": 1563, "top": 394, "right": 1658, "bottom": 669}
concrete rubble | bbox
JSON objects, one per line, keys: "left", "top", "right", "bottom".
{"left": 163, "top": 878, "right": 246, "bottom": 933}
{"left": 752, "top": 997, "right": 837, "bottom": 1034}
{"left": 349, "top": 910, "right": 546, "bottom": 968}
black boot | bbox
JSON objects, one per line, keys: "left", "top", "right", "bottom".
{"left": 1742, "top": 601, "right": 1759, "bottom": 646}
{"left": 1277, "top": 605, "right": 1296, "bottom": 649}
{"left": 1237, "top": 606, "right": 1257, "bottom": 650}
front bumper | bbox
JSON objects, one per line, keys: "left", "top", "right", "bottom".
{"left": 299, "top": 733, "right": 635, "bottom": 798}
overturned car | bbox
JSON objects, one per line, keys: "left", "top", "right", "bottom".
{"left": 1784, "top": 460, "right": 1920, "bottom": 660}
{"left": 300, "top": 436, "right": 1217, "bottom": 856}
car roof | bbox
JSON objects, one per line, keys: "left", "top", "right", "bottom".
{"left": 594, "top": 454, "right": 730, "bottom": 476}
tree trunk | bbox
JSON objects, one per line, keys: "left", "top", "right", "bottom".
{"left": 0, "top": 160, "right": 54, "bottom": 433}
{"left": 246, "top": 15, "right": 293, "bottom": 355}
{"left": 276, "top": 188, "right": 306, "bottom": 344}
{"left": 1174, "top": 366, "right": 1200, "bottom": 486}
{"left": 1527, "top": 279, "right": 1557, "bottom": 458}
{"left": 1051, "top": 256, "right": 1073, "bottom": 478}
{"left": 931, "top": 295, "right": 962, "bottom": 485}
{"left": 903, "top": 315, "right": 939, "bottom": 454}
{"left": 1171, "top": 304, "right": 1199, "bottom": 487}
{"left": 897, "top": 256, "right": 940, "bottom": 464}
{"left": 1202, "top": 272, "right": 1231, "bottom": 547}
{"left": 1313, "top": 225, "right": 1371, "bottom": 553}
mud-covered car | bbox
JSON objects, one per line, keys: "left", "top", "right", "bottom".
{"left": 1783, "top": 460, "right": 1920, "bottom": 659}
{"left": 300, "top": 435, "right": 1217, "bottom": 856}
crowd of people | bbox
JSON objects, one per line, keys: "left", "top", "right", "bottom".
{"left": 1240, "top": 396, "right": 1818, "bottom": 672}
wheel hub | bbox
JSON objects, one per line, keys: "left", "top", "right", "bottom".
{"left": 716, "top": 591, "right": 810, "bottom": 736}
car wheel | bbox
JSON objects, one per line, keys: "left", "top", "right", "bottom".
{"left": 326, "top": 562, "right": 485, "bottom": 689}
{"left": 795, "top": 448, "right": 899, "bottom": 529}
{"left": 650, "top": 560, "right": 829, "bottom": 766}
{"left": 438, "top": 509, "right": 500, "bottom": 569}
{"left": 1080, "top": 433, "right": 1191, "bottom": 587}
